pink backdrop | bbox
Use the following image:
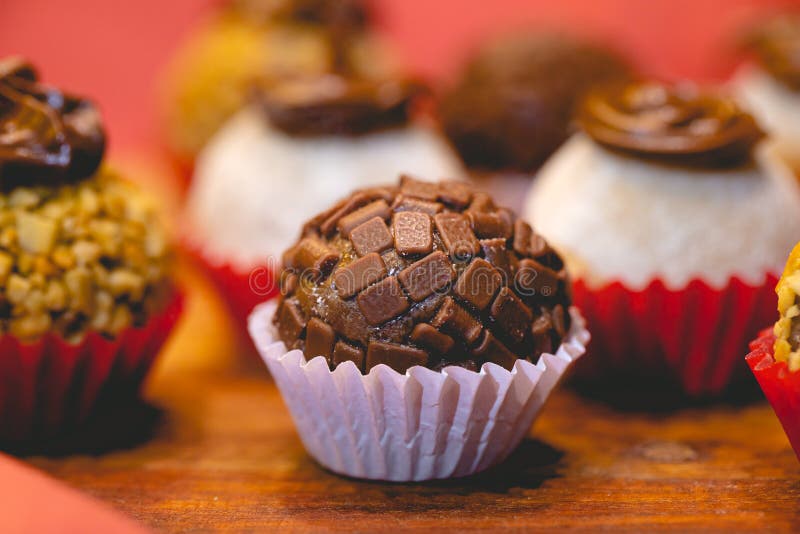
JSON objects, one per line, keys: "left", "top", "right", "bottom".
{"left": 2, "top": 0, "right": 799, "bottom": 156}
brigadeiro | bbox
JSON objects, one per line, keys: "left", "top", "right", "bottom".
{"left": 0, "top": 58, "right": 182, "bottom": 445}
{"left": 747, "top": 241, "right": 800, "bottom": 462}
{"left": 734, "top": 14, "right": 800, "bottom": 172}
{"left": 161, "top": 0, "right": 398, "bottom": 168}
{"left": 524, "top": 80, "right": 800, "bottom": 396}
{"left": 439, "top": 33, "right": 630, "bottom": 212}
{"left": 248, "top": 175, "right": 589, "bottom": 481}
{"left": 184, "top": 62, "right": 462, "bottom": 332}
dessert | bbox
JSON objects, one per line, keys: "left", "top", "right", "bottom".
{"left": 734, "top": 14, "right": 800, "bottom": 172}
{"left": 0, "top": 58, "right": 181, "bottom": 444}
{"left": 248, "top": 176, "right": 589, "bottom": 480}
{"left": 747, "top": 241, "right": 800, "bottom": 461}
{"left": 161, "top": 0, "right": 396, "bottom": 165}
{"left": 524, "top": 80, "right": 800, "bottom": 395}
{"left": 439, "top": 33, "right": 630, "bottom": 211}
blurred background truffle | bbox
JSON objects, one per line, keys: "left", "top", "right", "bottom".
{"left": 440, "top": 33, "right": 631, "bottom": 173}
{"left": 735, "top": 12, "right": 800, "bottom": 172}
{"left": 159, "top": 0, "right": 399, "bottom": 166}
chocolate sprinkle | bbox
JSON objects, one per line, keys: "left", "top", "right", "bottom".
{"left": 333, "top": 252, "right": 387, "bottom": 299}
{"left": 356, "top": 276, "right": 409, "bottom": 325}
{"left": 338, "top": 199, "right": 391, "bottom": 237}
{"left": 306, "top": 318, "right": 336, "bottom": 360}
{"left": 431, "top": 297, "right": 483, "bottom": 345}
{"left": 490, "top": 287, "right": 533, "bottom": 344}
{"left": 397, "top": 251, "right": 455, "bottom": 302}
{"left": 273, "top": 177, "right": 572, "bottom": 374}
{"left": 366, "top": 341, "right": 428, "bottom": 374}
{"left": 350, "top": 216, "right": 393, "bottom": 256}
{"left": 393, "top": 211, "right": 433, "bottom": 256}
{"left": 410, "top": 323, "right": 455, "bottom": 355}
{"left": 333, "top": 340, "right": 365, "bottom": 368}
{"left": 434, "top": 213, "right": 481, "bottom": 261}
{"left": 454, "top": 258, "right": 503, "bottom": 310}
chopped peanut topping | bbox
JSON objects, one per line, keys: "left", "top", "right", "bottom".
{"left": 0, "top": 170, "right": 172, "bottom": 341}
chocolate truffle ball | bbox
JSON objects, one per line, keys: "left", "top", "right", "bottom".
{"left": 440, "top": 33, "right": 631, "bottom": 172}
{"left": 273, "top": 175, "right": 571, "bottom": 374}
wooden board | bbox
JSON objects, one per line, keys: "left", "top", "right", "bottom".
{"left": 21, "top": 262, "right": 800, "bottom": 532}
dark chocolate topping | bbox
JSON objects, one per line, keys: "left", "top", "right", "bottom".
{"left": 258, "top": 75, "right": 423, "bottom": 137}
{"left": 440, "top": 34, "right": 631, "bottom": 172}
{"left": 742, "top": 15, "right": 800, "bottom": 91}
{"left": 274, "top": 175, "right": 571, "bottom": 375}
{"left": 0, "top": 57, "right": 105, "bottom": 189}
{"left": 578, "top": 81, "right": 765, "bottom": 167}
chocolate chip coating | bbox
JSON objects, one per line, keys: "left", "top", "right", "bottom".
{"left": 273, "top": 176, "right": 572, "bottom": 374}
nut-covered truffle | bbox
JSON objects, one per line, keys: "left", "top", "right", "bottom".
{"left": 440, "top": 33, "right": 630, "bottom": 172}
{"left": 0, "top": 58, "right": 173, "bottom": 342}
{"left": 273, "top": 175, "right": 571, "bottom": 374}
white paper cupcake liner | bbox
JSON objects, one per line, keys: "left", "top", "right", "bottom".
{"left": 248, "top": 301, "right": 589, "bottom": 481}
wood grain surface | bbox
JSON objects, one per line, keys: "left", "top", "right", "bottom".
{"left": 19, "top": 259, "right": 800, "bottom": 533}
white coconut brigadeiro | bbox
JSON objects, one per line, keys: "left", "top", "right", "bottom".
{"left": 524, "top": 81, "right": 800, "bottom": 290}
{"left": 185, "top": 74, "right": 463, "bottom": 267}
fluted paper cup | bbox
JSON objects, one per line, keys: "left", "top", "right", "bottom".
{"left": 248, "top": 301, "right": 588, "bottom": 481}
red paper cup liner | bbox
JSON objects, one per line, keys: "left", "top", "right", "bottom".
{"left": 746, "top": 329, "right": 800, "bottom": 461}
{"left": 0, "top": 290, "right": 184, "bottom": 444}
{"left": 572, "top": 273, "right": 779, "bottom": 396}
{"left": 183, "top": 238, "right": 279, "bottom": 337}
{"left": 161, "top": 144, "right": 195, "bottom": 197}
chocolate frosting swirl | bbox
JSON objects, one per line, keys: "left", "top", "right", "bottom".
{"left": 258, "top": 74, "right": 424, "bottom": 136}
{"left": 578, "top": 82, "right": 764, "bottom": 167}
{"left": 743, "top": 15, "right": 800, "bottom": 91}
{"left": 0, "top": 57, "right": 105, "bottom": 189}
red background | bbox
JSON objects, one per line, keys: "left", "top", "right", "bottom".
{"left": 2, "top": 0, "right": 800, "bottom": 157}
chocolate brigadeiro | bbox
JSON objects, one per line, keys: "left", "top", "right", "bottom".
{"left": 440, "top": 33, "right": 631, "bottom": 172}
{"left": 272, "top": 175, "right": 571, "bottom": 375}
